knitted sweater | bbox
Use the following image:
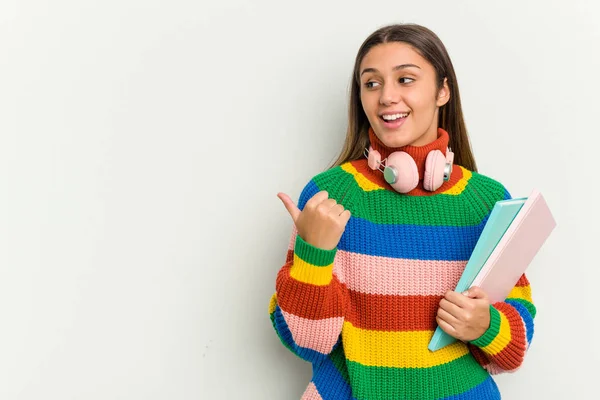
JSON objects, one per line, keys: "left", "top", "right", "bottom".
{"left": 269, "top": 128, "right": 536, "bottom": 400}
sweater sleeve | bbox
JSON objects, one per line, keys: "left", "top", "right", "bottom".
{"left": 465, "top": 178, "right": 537, "bottom": 373}
{"left": 268, "top": 180, "right": 348, "bottom": 364}
{"left": 468, "top": 274, "right": 536, "bottom": 374}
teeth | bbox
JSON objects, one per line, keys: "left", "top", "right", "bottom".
{"left": 382, "top": 113, "right": 408, "bottom": 121}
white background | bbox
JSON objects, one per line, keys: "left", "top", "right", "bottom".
{"left": 1, "top": 0, "right": 598, "bottom": 399}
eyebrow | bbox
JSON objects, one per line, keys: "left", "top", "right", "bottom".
{"left": 360, "top": 64, "right": 421, "bottom": 77}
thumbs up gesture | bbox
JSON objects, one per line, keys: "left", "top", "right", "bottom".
{"left": 277, "top": 191, "right": 351, "bottom": 251}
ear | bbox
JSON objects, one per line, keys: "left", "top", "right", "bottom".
{"left": 436, "top": 77, "right": 451, "bottom": 107}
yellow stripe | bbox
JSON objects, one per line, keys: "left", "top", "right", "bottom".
{"left": 268, "top": 293, "right": 277, "bottom": 314}
{"left": 340, "top": 163, "right": 384, "bottom": 192}
{"left": 341, "top": 163, "right": 472, "bottom": 195}
{"left": 290, "top": 254, "right": 333, "bottom": 286}
{"left": 341, "top": 321, "right": 469, "bottom": 368}
{"left": 507, "top": 285, "right": 532, "bottom": 303}
{"left": 481, "top": 310, "right": 512, "bottom": 355}
{"left": 441, "top": 166, "right": 472, "bottom": 195}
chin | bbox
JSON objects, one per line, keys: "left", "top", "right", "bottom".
{"left": 377, "top": 127, "right": 416, "bottom": 148}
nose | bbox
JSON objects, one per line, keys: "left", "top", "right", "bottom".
{"left": 379, "top": 83, "right": 400, "bottom": 106}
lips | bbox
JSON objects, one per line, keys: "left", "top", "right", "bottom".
{"left": 380, "top": 112, "right": 409, "bottom": 129}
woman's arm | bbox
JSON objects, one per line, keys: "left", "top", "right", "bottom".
{"left": 458, "top": 178, "right": 537, "bottom": 373}
{"left": 268, "top": 181, "right": 350, "bottom": 364}
{"left": 468, "top": 274, "right": 536, "bottom": 374}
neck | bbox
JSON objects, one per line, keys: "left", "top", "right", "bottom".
{"left": 368, "top": 126, "right": 450, "bottom": 181}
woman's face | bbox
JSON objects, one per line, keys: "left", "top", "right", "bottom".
{"left": 359, "top": 42, "right": 450, "bottom": 148}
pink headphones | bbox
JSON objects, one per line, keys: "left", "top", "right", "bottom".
{"left": 364, "top": 146, "right": 454, "bottom": 193}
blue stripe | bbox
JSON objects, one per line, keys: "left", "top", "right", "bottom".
{"left": 273, "top": 304, "right": 331, "bottom": 364}
{"left": 312, "top": 355, "right": 355, "bottom": 400}
{"left": 505, "top": 299, "right": 535, "bottom": 345}
{"left": 338, "top": 216, "right": 487, "bottom": 260}
{"left": 298, "top": 180, "right": 322, "bottom": 209}
{"left": 441, "top": 375, "right": 500, "bottom": 399}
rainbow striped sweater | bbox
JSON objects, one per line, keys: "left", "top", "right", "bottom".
{"left": 269, "top": 129, "right": 536, "bottom": 400}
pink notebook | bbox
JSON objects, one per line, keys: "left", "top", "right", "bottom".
{"left": 470, "top": 189, "right": 556, "bottom": 302}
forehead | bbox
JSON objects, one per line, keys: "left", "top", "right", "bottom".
{"left": 360, "top": 42, "right": 430, "bottom": 73}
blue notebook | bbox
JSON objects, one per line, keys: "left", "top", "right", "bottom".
{"left": 427, "top": 196, "right": 527, "bottom": 352}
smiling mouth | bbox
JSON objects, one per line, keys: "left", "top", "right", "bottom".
{"left": 380, "top": 112, "right": 410, "bottom": 122}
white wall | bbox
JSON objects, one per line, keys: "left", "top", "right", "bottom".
{"left": 1, "top": 0, "right": 598, "bottom": 398}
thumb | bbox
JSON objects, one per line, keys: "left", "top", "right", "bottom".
{"left": 277, "top": 192, "right": 301, "bottom": 222}
{"left": 463, "top": 286, "right": 487, "bottom": 300}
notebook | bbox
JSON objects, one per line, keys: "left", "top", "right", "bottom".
{"left": 428, "top": 189, "right": 556, "bottom": 351}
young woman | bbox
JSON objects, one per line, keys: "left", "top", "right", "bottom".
{"left": 269, "top": 23, "right": 535, "bottom": 400}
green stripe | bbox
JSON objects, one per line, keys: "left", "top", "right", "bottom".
{"left": 346, "top": 354, "right": 489, "bottom": 400}
{"left": 294, "top": 235, "right": 337, "bottom": 266}
{"left": 507, "top": 297, "right": 537, "bottom": 318}
{"left": 470, "top": 305, "right": 501, "bottom": 348}
{"left": 312, "top": 166, "right": 506, "bottom": 226}
{"left": 329, "top": 343, "right": 350, "bottom": 383}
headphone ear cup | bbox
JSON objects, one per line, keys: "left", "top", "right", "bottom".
{"left": 423, "top": 150, "right": 446, "bottom": 191}
{"left": 386, "top": 151, "right": 419, "bottom": 193}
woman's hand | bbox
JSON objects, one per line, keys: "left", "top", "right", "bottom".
{"left": 277, "top": 190, "right": 351, "bottom": 250}
{"left": 436, "top": 286, "right": 491, "bottom": 342}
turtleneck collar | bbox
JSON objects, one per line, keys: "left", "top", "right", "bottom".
{"left": 368, "top": 126, "right": 451, "bottom": 181}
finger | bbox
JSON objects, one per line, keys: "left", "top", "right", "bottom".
{"left": 340, "top": 209, "right": 351, "bottom": 224}
{"left": 445, "top": 290, "right": 472, "bottom": 309}
{"left": 437, "top": 307, "right": 460, "bottom": 327}
{"left": 436, "top": 316, "right": 457, "bottom": 337}
{"left": 463, "top": 286, "right": 488, "bottom": 300}
{"left": 330, "top": 204, "right": 345, "bottom": 216}
{"left": 439, "top": 298, "right": 466, "bottom": 320}
{"left": 317, "top": 198, "right": 338, "bottom": 213}
{"left": 305, "top": 190, "right": 329, "bottom": 210}
{"left": 277, "top": 192, "right": 301, "bottom": 222}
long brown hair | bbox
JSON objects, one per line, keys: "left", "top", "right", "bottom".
{"left": 330, "top": 23, "right": 478, "bottom": 172}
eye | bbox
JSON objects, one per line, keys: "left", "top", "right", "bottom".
{"left": 364, "top": 81, "right": 380, "bottom": 89}
{"left": 399, "top": 77, "right": 415, "bottom": 84}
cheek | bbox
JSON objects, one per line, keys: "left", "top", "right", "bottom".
{"left": 406, "top": 95, "right": 438, "bottom": 119}
{"left": 405, "top": 94, "right": 425, "bottom": 111}
{"left": 360, "top": 93, "right": 378, "bottom": 117}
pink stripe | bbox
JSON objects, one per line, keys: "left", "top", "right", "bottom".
{"left": 287, "top": 226, "right": 298, "bottom": 251}
{"left": 281, "top": 310, "right": 343, "bottom": 354}
{"left": 301, "top": 382, "right": 323, "bottom": 400}
{"left": 484, "top": 362, "right": 505, "bottom": 375}
{"left": 332, "top": 250, "right": 466, "bottom": 296}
